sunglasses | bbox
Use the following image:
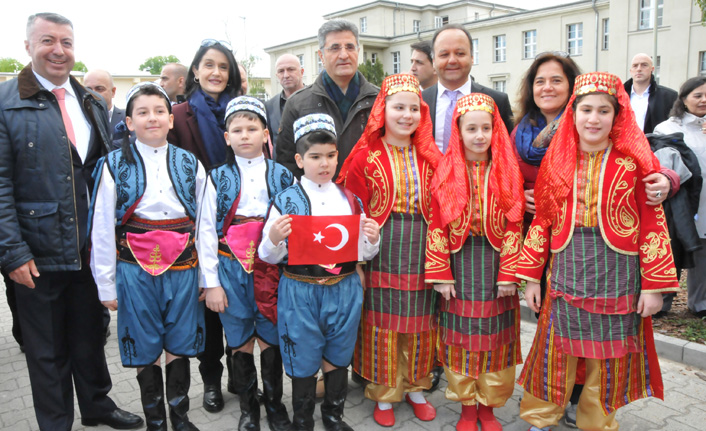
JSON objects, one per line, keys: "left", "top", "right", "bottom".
{"left": 535, "top": 51, "right": 570, "bottom": 60}
{"left": 200, "top": 39, "right": 233, "bottom": 52}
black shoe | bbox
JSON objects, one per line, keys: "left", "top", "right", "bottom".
{"left": 166, "top": 358, "right": 199, "bottom": 431}
{"left": 137, "top": 365, "right": 167, "bottom": 431}
{"left": 233, "top": 351, "right": 261, "bottom": 431}
{"left": 424, "top": 365, "right": 443, "bottom": 393}
{"left": 260, "top": 348, "right": 292, "bottom": 431}
{"left": 320, "top": 368, "right": 353, "bottom": 431}
{"left": 81, "top": 408, "right": 144, "bottom": 429}
{"left": 291, "top": 376, "right": 317, "bottom": 431}
{"left": 202, "top": 384, "right": 224, "bottom": 413}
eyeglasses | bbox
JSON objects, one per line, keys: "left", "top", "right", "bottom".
{"left": 535, "top": 51, "right": 570, "bottom": 60}
{"left": 324, "top": 44, "right": 359, "bottom": 54}
{"left": 201, "top": 39, "right": 233, "bottom": 52}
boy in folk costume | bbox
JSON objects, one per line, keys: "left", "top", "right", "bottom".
{"left": 258, "top": 113, "right": 380, "bottom": 431}
{"left": 429, "top": 93, "right": 525, "bottom": 431}
{"left": 337, "top": 74, "right": 442, "bottom": 427}
{"left": 196, "top": 96, "right": 294, "bottom": 431}
{"left": 517, "top": 72, "right": 680, "bottom": 431}
{"left": 90, "top": 82, "right": 206, "bottom": 431}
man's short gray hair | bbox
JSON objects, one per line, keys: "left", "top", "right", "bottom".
{"left": 318, "top": 19, "right": 359, "bottom": 50}
{"left": 26, "top": 13, "right": 73, "bottom": 40}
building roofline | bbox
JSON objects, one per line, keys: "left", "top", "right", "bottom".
{"left": 322, "top": 0, "right": 523, "bottom": 19}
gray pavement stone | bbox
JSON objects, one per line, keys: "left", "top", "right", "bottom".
{"left": 654, "top": 332, "right": 688, "bottom": 362}
{"left": 683, "top": 341, "right": 706, "bottom": 371}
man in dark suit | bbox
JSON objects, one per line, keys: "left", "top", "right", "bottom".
{"left": 625, "top": 53, "right": 678, "bottom": 134}
{"left": 84, "top": 69, "right": 125, "bottom": 140}
{"left": 422, "top": 24, "right": 513, "bottom": 153}
{"left": 265, "top": 53, "right": 306, "bottom": 155}
{"left": 0, "top": 13, "right": 142, "bottom": 431}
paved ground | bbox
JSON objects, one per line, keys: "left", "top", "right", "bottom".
{"left": 1, "top": 284, "right": 705, "bottom": 431}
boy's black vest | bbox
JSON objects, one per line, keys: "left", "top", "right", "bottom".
{"left": 209, "top": 159, "right": 294, "bottom": 236}
{"left": 94, "top": 144, "right": 199, "bottom": 224}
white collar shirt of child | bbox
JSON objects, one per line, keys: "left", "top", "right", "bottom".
{"left": 235, "top": 154, "right": 269, "bottom": 217}
{"left": 134, "top": 141, "right": 188, "bottom": 220}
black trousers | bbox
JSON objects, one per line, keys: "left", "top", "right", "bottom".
{"left": 15, "top": 261, "right": 116, "bottom": 431}
{"left": 198, "top": 307, "right": 226, "bottom": 385}
{"left": 2, "top": 270, "right": 22, "bottom": 347}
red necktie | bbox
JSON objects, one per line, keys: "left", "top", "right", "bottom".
{"left": 52, "top": 88, "right": 76, "bottom": 146}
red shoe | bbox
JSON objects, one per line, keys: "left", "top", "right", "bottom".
{"left": 374, "top": 404, "right": 395, "bottom": 427}
{"left": 405, "top": 394, "right": 436, "bottom": 421}
{"left": 477, "top": 404, "right": 502, "bottom": 431}
{"left": 456, "top": 404, "right": 478, "bottom": 431}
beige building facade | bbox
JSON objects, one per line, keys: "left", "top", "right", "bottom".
{"left": 265, "top": 0, "right": 706, "bottom": 110}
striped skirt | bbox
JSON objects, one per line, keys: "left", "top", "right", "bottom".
{"left": 550, "top": 227, "right": 641, "bottom": 358}
{"left": 355, "top": 212, "right": 437, "bottom": 386}
{"left": 439, "top": 235, "right": 521, "bottom": 378}
{"left": 518, "top": 232, "right": 664, "bottom": 414}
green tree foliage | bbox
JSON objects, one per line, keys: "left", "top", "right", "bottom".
{"left": 139, "top": 55, "right": 180, "bottom": 74}
{"left": 73, "top": 61, "right": 87, "bottom": 72}
{"left": 358, "top": 60, "right": 386, "bottom": 87}
{"left": 0, "top": 57, "right": 24, "bottom": 73}
{"left": 697, "top": 0, "right": 706, "bottom": 23}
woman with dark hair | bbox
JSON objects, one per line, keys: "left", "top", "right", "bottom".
{"left": 654, "top": 77, "right": 706, "bottom": 318}
{"left": 169, "top": 39, "right": 242, "bottom": 170}
{"left": 167, "top": 39, "right": 241, "bottom": 414}
{"left": 512, "top": 52, "right": 581, "bottom": 218}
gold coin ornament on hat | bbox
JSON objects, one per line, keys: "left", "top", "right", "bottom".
{"left": 574, "top": 72, "right": 620, "bottom": 97}
{"left": 383, "top": 74, "right": 421, "bottom": 96}
{"left": 456, "top": 93, "right": 495, "bottom": 116}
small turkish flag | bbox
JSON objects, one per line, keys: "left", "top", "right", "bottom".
{"left": 288, "top": 215, "right": 363, "bottom": 266}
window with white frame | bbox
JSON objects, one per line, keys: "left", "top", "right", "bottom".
{"left": 392, "top": 51, "right": 400, "bottom": 73}
{"left": 567, "top": 23, "right": 583, "bottom": 56}
{"left": 493, "top": 80, "right": 507, "bottom": 93}
{"left": 523, "top": 30, "right": 537, "bottom": 59}
{"left": 360, "top": 17, "right": 367, "bottom": 33}
{"left": 434, "top": 16, "right": 443, "bottom": 28}
{"left": 371, "top": 53, "right": 378, "bottom": 64}
{"left": 700, "top": 51, "right": 706, "bottom": 77}
{"left": 475, "top": 12, "right": 480, "bottom": 20}
{"left": 639, "top": 0, "right": 663, "bottom": 30}
{"left": 602, "top": 18, "right": 609, "bottom": 50}
{"left": 494, "top": 35, "right": 506, "bottom": 62}
{"left": 472, "top": 39, "right": 479, "bottom": 65}
{"left": 297, "top": 54, "right": 304, "bottom": 66}
{"left": 413, "top": 20, "right": 420, "bottom": 33}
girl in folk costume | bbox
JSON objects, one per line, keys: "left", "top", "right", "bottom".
{"left": 517, "top": 72, "right": 680, "bottom": 431}
{"left": 90, "top": 82, "right": 206, "bottom": 431}
{"left": 429, "top": 93, "right": 525, "bottom": 431}
{"left": 338, "top": 74, "right": 442, "bottom": 427}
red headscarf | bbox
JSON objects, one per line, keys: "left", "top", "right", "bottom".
{"left": 337, "top": 74, "right": 441, "bottom": 184}
{"left": 431, "top": 93, "right": 525, "bottom": 226}
{"left": 533, "top": 72, "right": 661, "bottom": 228}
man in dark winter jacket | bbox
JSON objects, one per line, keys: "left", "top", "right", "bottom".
{"left": 625, "top": 53, "right": 678, "bottom": 134}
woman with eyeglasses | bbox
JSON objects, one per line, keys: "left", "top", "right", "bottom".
{"left": 167, "top": 39, "right": 242, "bottom": 416}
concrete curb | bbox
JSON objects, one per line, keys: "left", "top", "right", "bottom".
{"left": 518, "top": 300, "right": 706, "bottom": 371}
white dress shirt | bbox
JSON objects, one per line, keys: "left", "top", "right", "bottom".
{"left": 258, "top": 177, "right": 379, "bottom": 264}
{"left": 434, "top": 79, "right": 472, "bottom": 153}
{"left": 630, "top": 84, "right": 651, "bottom": 132}
{"left": 90, "top": 140, "right": 206, "bottom": 301}
{"left": 196, "top": 154, "right": 271, "bottom": 288}
{"left": 33, "top": 71, "right": 92, "bottom": 162}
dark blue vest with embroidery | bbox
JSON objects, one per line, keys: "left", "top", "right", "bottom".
{"left": 273, "top": 183, "right": 365, "bottom": 216}
{"left": 98, "top": 144, "right": 199, "bottom": 224}
{"left": 210, "top": 159, "right": 293, "bottom": 236}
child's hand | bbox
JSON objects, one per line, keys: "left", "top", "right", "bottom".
{"left": 434, "top": 283, "right": 456, "bottom": 301}
{"left": 525, "top": 189, "right": 535, "bottom": 214}
{"left": 524, "top": 281, "right": 542, "bottom": 313}
{"left": 362, "top": 217, "right": 380, "bottom": 244}
{"left": 205, "top": 286, "right": 229, "bottom": 313}
{"left": 497, "top": 283, "right": 518, "bottom": 298}
{"left": 637, "top": 292, "right": 664, "bottom": 317}
{"left": 102, "top": 299, "right": 118, "bottom": 311}
{"left": 269, "top": 215, "right": 292, "bottom": 244}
